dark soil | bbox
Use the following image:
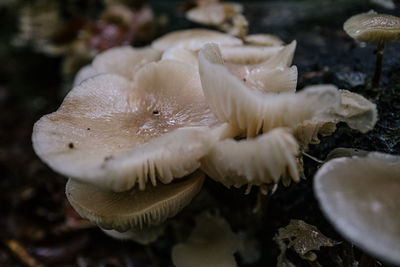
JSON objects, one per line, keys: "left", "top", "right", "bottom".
{"left": 1, "top": 1, "right": 399, "bottom": 266}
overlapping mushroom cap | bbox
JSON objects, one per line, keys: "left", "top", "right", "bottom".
{"left": 33, "top": 60, "right": 229, "bottom": 192}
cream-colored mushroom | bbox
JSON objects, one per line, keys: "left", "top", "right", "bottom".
{"left": 344, "top": 11, "right": 400, "bottom": 87}
{"left": 201, "top": 128, "right": 299, "bottom": 191}
{"left": 224, "top": 41, "right": 297, "bottom": 93}
{"left": 343, "top": 11, "right": 400, "bottom": 43}
{"left": 33, "top": 60, "right": 235, "bottom": 192}
{"left": 186, "top": 2, "right": 243, "bottom": 27}
{"left": 314, "top": 152, "right": 400, "bottom": 265}
{"left": 244, "top": 34, "right": 284, "bottom": 47}
{"left": 151, "top": 28, "right": 242, "bottom": 51}
{"left": 74, "top": 46, "right": 161, "bottom": 84}
{"left": 172, "top": 212, "right": 239, "bottom": 267}
{"left": 66, "top": 171, "right": 205, "bottom": 232}
{"left": 198, "top": 43, "right": 341, "bottom": 137}
{"left": 294, "top": 89, "right": 377, "bottom": 147}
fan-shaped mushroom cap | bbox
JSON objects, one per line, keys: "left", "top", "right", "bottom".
{"left": 201, "top": 128, "right": 299, "bottom": 190}
{"left": 198, "top": 43, "right": 340, "bottom": 137}
{"left": 172, "top": 212, "right": 239, "bottom": 267}
{"left": 161, "top": 46, "right": 199, "bottom": 69}
{"left": 294, "top": 89, "right": 377, "bottom": 146}
{"left": 73, "top": 46, "right": 161, "bottom": 84}
{"left": 66, "top": 171, "right": 205, "bottom": 232}
{"left": 245, "top": 34, "right": 284, "bottom": 47}
{"left": 225, "top": 41, "right": 297, "bottom": 93}
{"left": 92, "top": 46, "right": 162, "bottom": 80}
{"left": 343, "top": 11, "right": 400, "bottom": 43}
{"left": 33, "top": 60, "right": 231, "bottom": 192}
{"left": 151, "top": 29, "right": 242, "bottom": 51}
{"left": 220, "top": 45, "right": 284, "bottom": 65}
{"left": 186, "top": 2, "right": 243, "bottom": 26}
{"left": 73, "top": 65, "right": 99, "bottom": 86}
{"left": 314, "top": 152, "right": 400, "bottom": 265}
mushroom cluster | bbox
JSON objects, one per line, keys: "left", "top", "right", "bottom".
{"left": 32, "top": 28, "right": 377, "bottom": 243}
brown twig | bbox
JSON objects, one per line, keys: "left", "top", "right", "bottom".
{"left": 4, "top": 239, "right": 43, "bottom": 267}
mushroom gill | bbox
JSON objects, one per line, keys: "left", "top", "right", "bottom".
{"left": 33, "top": 60, "right": 234, "bottom": 192}
{"left": 198, "top": 43, "right": 341, "bottom": 137}
{"left": 294, "top": 89, "right": 377, "bottom": 147}
{"left": 66, "top": 171, "right": 205, "bottom": 232}
{"left": 151, "top": 28, "right": 242, "bottom": 51}
{"left": 201, "top": 128, "right": 300, "bottom": 191}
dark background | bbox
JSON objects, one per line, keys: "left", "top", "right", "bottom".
{"left": 0, "top": 0, "right": 399, "bottom": 266}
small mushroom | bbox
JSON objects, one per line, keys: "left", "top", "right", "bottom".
{"left": 66, "top": 171, "right": 205, "bottom": 232}
{"left": 33, "top": 60, "right": 235, "bottom": 192}
{"left": 201, "top": 128, "right": 299, "bottom": 191}
{"left": 343, "top": 11, "right": 400, "bottom": 88}
{"left": 198, "top": 43, "right": 342, "bottom": 137}
{"left": 171, "top": 212, "right": 239, "bottom": 267}
{"left": 314, "top": 152, "right": 400, "bottom": 265}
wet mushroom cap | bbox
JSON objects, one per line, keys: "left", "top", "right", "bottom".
{"left": 66, "top": 171, "right": 205, "bottom": 232}
{"left": 344, "top": 12, "right": 400, "bottom": 42}
{"left": 314, "top": 152, "right": 400, "bottom": 265}
{"left": 33, "top": 60, "right": 225, "bottom": 192}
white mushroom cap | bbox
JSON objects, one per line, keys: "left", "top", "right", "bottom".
{"left": 244, "top": 34, "right": 284, "bottom": 47}
{"left": 186, "top": 2, "right": 243, "bottom": 26}
{"left": 225, "top": 41, "right": 297, "bottom": 93}
{"left": 73, "top": 46, "right": 161, "bottom": 85}
{"left": 33, "top": 60, "right": 229, "bottom": 192}
{"left": 151, "top": 29, "right": 242, "bottom": 51}
{"left": 201, "top": 128, "right": 299, "bottom": 190}
{"left": 344, "top": 11, "right": 400, "bottom": 43}
{"left": 294, "top": 89, "right": 377, "bottom": 146}
{"left": 172, "top": 212, "right": 239, "bottom": 267}
{"left": 314, "top": 152, "right": 400, "bottom": 265}
{"left": 73, "top": 65, "right": 99, "bottom": 86}
{"left": 92, "top": 46, "right": 162, "bottom": 80}
{"left": 220, "top": 45, "right": 284, "bottom": 65}
{"left": 66, "top": 171, "right": 205, "bottom": 232}
{"left": 198, "top": 43, "right": 341, "bottom": 137}
{"left": 161, "top": 46, "right": 199, "bottom": 69}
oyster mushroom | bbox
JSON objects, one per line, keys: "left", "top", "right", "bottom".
{"left": 74, "top": 46, "right": 161, "bottom": 84}
{"left": 244, "top": 33, "right": 284, "bottom": 47}
{"left": 343, "top": 11, "right": 400, "bottom": 88}
{"left": 172, "top": 212, "right": 239, "bottom": 267}
{"left": 33, "top": 60, "right": 235, "bottom": 192}
{"left": 294, "top": 89, "right": 377, "bottom": 147}
{"left": 314, "top": 152, "right": 400, "bottom": 265}
{"left": 198, "top": 43, "right": 341, "bottom": 137}
{"left": 66, "top": 171, "right": 205, "bottom": 233}
{"left": 201, "top": 128, "right": 300, "bottom": 192}
{"left": 151, "top": 28, "right": 242, "bottom": 51}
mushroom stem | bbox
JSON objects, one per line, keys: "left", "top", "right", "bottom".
{"left": 372, "top": 40, "right": 385, "bottom": 89}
